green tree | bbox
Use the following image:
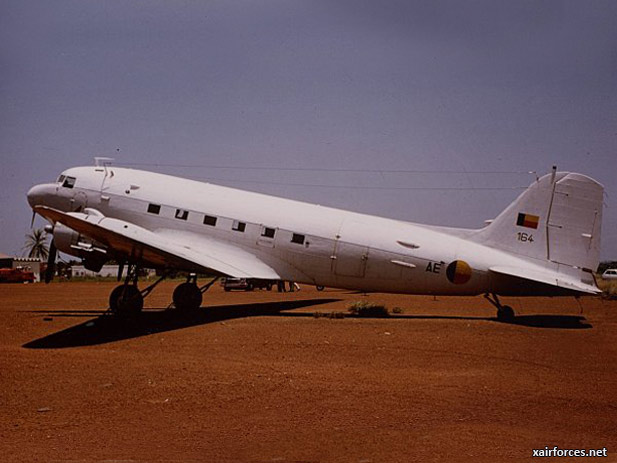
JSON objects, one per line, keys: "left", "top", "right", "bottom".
{"left": 23, "top": 228, "right": 49, "bottom": 260}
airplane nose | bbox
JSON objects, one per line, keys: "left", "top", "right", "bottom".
{"left": 27, "top": 184, "right": 49, "bottom": 208}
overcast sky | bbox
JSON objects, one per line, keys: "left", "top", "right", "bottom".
{"left": 1, "top": 0, "right": 616, "bottom": 260}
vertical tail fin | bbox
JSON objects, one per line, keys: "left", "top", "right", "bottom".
{"left": 473, "top": 171, "right": 603, "bottom": 271}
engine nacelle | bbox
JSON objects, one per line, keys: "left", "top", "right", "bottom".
{"left": 53, "top": 222, "right": 108, "bottom": 272}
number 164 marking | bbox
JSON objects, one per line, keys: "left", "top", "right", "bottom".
{"left": 517, "top": 232, "right": 534, "bottom": 243}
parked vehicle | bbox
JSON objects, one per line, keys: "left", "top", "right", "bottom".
{"left": 0, "top": 267, "right": 35, "bottom": 283}
{"left": 221, "top": 277, "right": 274, "bottom": 291}
{"left": 601, "top": 269, "right": 617, "bottom": 280}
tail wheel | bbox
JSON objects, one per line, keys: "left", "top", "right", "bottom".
{"left": 484, "top": 294, "right": 515, "bottom": 322}
{"left": 497, "top": 305, "right": 515, "bottom": 321}
{"left": 173, "top": 282, "right": 203, "bottom": 310}
{"left": 110, "top": 284, "right": 144, "bottom": 317}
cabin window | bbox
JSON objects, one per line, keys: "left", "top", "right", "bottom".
{"left": 57, "top": 175, "right": 66, "bottom": 183}
{"left": 147, "top": 204, "right": 161, "bottom": 215}
{"left": 62, "top": 176, "right": 76, "bottom": 189}
{"left": 203, "top": 215, "right": 217, "bottom": 226}
{"left": 232, "top": 220, "right": 246, "bottom": 232}
{"left": 175, "top": 209, "right": 189, "bottom": 220}
{"left": 261, "top": 227, "right": 275, "bottom": 238}
{"left": 291, "top": 233, "right": 305, "bottom": 245}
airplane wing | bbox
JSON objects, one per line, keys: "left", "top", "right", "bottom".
{"left": 489, "top": 265, "right": 600, "bottom": 295}
{"left": 34, "top": 206, "right": 281, "bottom": 279}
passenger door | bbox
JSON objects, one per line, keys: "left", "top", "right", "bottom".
{"left": 333, "top": 221, "right": 368, "bottom": 278}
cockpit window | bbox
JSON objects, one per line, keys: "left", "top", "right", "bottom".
{"left": 57, "top": 175, "right": 66, "bottom": 183}
{"left": 62, "top": 176, "right": 76, "bottom": 189}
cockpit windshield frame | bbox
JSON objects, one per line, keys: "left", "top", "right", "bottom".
{"left": 62, "top": 176, "right": 76, "bottom": 189}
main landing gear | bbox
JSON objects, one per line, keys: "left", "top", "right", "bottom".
{"left": 484, "top": 293, "right": 515, "bottom": 321}
{"left": 108, "top": 264, "right": 219, "bottom": 318}
{"left": 109, "top": 264, "right": 146, "bottom": 317}
{"left": 172, "top": 274, "right": 219, "bottom": 310}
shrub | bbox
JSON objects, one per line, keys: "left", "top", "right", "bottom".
{"left": 347, "top": 301, "right": 390, "bottom": 317}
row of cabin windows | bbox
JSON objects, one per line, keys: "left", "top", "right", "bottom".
{"left": 146, "top": 203, "right": 305, "bottom": 244}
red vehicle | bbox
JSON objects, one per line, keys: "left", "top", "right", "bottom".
{"left": 0, "top": 267, "right": 35, "bottom": 283}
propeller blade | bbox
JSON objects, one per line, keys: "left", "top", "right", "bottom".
{"left": 117, "top": 261, "right": 124, "bottom": 282}
{"left": 30, "top": 211, "right": 36, "bottom": 228}
{"left": 45, "top": 240, "right": 57, "bottom": 284}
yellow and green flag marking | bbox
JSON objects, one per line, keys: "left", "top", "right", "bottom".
{"left": 516, "top": 212, "right": 539, "bottom": 229}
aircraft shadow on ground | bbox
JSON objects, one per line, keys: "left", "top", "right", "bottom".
{"left": 22, "top": 298, "right": 342, "bottom": 349}
{"left": 388, "top": 313, "right": 592, "bottom": 329}
{"left": 23, "top": 301, "right": 592, "bottom": 349}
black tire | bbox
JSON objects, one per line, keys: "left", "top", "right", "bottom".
{"left": 173, "top": 282, "right": 203, "bottom": 310}
{"left": 497, "top": 305, "right": 515, "bottom": 321}
{"left": 109, "top": 284, "right": 143, "bottom": 317}
{"left": 266, "top": 283, "right": 272, "bottom": 291}
{"left": 247, "top": 283, "right": 254, "bottom": 291}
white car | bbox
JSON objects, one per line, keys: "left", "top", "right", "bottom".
{"left": 602, "top": 269, "right": 617, "bottom": 280}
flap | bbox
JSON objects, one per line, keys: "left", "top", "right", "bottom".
{"left": 35, "top": 206, "right": 280, "bottom": 279}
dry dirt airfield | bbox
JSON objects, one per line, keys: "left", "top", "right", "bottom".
{"left": 1, "top": 281, "right": 616, "bottom": 462}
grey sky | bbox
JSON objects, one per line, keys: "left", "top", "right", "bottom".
{"left": 1, "top": 0, "right": 616, "bottom": 259}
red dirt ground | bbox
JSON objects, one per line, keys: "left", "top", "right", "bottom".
{"left": 1, "top": 281, "right": 616, "bottom": 462}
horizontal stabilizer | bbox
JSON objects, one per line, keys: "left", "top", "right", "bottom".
{"left": 489, "top": 266, "right": 600, "bottom": 295}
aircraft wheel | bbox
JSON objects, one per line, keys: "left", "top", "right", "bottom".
{"left": 316, "top": 285, "right": 325, "bottom": 291}
{"left": 110, "top": 284, "right": 143, "bottom": 317}
{"left": 173, "top": 282, "right": 202, "bottom": 310}
{"left": 497, "top": 305, "right": 515, "bottom": 321}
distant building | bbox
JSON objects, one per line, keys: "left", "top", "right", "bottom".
{"left": 71, "top": 264, "right": 120, "bottom": 278}
{"left": 0, "top": 253, "right": 43, "bottom": 282}
{"left": 70, "top": 264, "right": 155, "bottom": 279}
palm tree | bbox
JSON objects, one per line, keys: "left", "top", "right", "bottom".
{"left": 23, "top": 228, "right": 49, "bottom": 260}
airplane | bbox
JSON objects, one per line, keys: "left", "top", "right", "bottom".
{"left": 26, "top": 161, "right": 603, "bottom": 320}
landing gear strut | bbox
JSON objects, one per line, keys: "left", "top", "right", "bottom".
{"left": 484, "top": 293, "right": 515, "bottom": 321}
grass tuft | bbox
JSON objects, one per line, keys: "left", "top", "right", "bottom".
{"left": 313, "top": 311, "right": 346, "bottom": 319}
{"left": 597, "top": 278, "right": 617, "bottom": 300}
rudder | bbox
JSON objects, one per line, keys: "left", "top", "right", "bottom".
{"left": 546, "top": 173, "right": 603, "bottom": 271}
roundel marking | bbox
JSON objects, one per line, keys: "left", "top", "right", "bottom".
{"left": 446, "top": 260, "right": 472, "bottom": 285}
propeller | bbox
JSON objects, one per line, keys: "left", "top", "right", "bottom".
{"left": 45, "top": 240, "right": 57, "bottom": 284}
{"left": 30, "top": 211, "right": 36, "bottom": 228}
{"left": 117, "top": 261, "right": 125, "bottom": 282}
